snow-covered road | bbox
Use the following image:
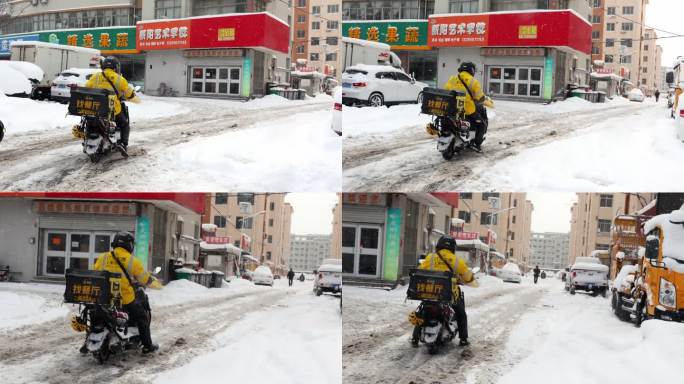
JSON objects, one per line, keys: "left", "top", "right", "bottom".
{"left": 0, "top": 94, "right": 340, "bottom": 191}
{"left": 0, "top": 278, "right": 341, "bottom": 384}
{"left": 343, "top": 276, "right": 684, "bottom": 384}
{"left": 343, "top": 97, "right": 674, "bottom": 191}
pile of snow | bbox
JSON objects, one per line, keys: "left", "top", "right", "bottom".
{"left": 613, "top": 264, "right": 637, "bottom": 290}
{"left": 0, "top": 64, "right": 32, "bottom": 95}
{"left": 501, "top": 262, "right": 521, "bottom": 273}
{"left": 0, "top": 61, "right": 44, "bottom": 82}
{"left": 153, "top": 290, "right": 341, "bottom": 384}
{"left": 147, "top": 277, "right": 267, "bottom": 308}
{"left": 500, "top": 283, "right": 684, "bottom": 384}
{"left": 644, "top": 207, "right": 684, "bottom": 262}
{"left": 0, "top": 291, "right": 68, "bottom": 332}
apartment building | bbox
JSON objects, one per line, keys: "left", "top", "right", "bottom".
{"left": 331, "top": 194, "right": 341, "bottom": 259}
{"left": 639, "top": 28, "right": 661, "bottom": 95}
{"left": 453, "top": 193, "right": 534, "bottom": 270}
{"left": 600, "top": 0, "right": 648, "bottom": 84}
{"left": 308, "top": 0, "right": 341, "bottom": 79}
{"left": 591, "top": 0, "right": 606, "bottom": 63}
{"left": 293, "top": 0, "right": 309, "bottom": 64}
{"left": 289, "top": 234, "right": 332, "bottom": 271}
{"left": 202, "top": 193, "right": 293, "bottom": 275}
{"left": 568, "top": 193, "right": 656, "bottom": 266}
{"left": 529, "top": 232, "right": 570, "bottom": 270}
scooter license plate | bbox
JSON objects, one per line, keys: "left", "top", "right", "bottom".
{"left": 588, "top": 284, "right": 593, "bottom": 289}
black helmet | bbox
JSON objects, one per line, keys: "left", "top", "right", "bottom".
{"left": 436, "top": 236, "right": 456, "bottom": 253}
{"left": 101, "top": 56, "right": 120, "bottom": 72}
{"left": 111, "top": 231, "right": 135, "bottom": 253}
{"left": 458, "top": 61, "right": 476, "bottom": 76}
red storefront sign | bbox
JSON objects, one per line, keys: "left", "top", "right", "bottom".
{"left": 203, "top": 236, "right": 232, "bottom": 244}
{"left": 429, "top": 14, "right": 490, "bottom": 47}
{"left": 137, "top": 20, "right": 191, "bottom": 50}
{"left": 451, "top": 231, "right": 479, "bottom": 240}
{"left": 33, "top": 201, "right": 137, "bottom": 216}
{"left": 431, "top": 192, "right": 459, "bottom": 208}
{"left": 136, "top": 13, "right": 289, "bottom": 54}
{"left": 428, "top": 10, "right": 591, "bottom": 55}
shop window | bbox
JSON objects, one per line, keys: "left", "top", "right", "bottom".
{"left": 312, "top": 21, "right": 320, "bottom": 30}
{"left": 530, "top": 84, "right": 541, "bottom": 96}
{"left": 518, "top": 84, "right": 528, "bottom": 96}
{"left": 95, "top": 235, "right": 112, "bottom": 253}
{"left": 489, "top": 82, "right": 501, "bottom": 94}
{"left": 489, "top": 67, "right": 501, "bottom": 80}
{"left": 503, "top": 83, "right": 515, "bottom": 95}
{"left": 503, "top": 68, "right": 516, "bottom": 80}
{"left": 190, "top": 66, "right": 241, "bottom": 96}
{"left": 47, "top": 233, "right": 67, "bottom": 252}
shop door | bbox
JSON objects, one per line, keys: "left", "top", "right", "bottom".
{"left": 190, "top": 67, "right": 241, "bottom": 96}
{"left": 487, "top": 66, "right": 543, "bottom": 98}
{"left": 43, "top": 231, "right": 115, "bottom": 276}
{"left": 342, "top": 224, "right": 383, "bottom": 277}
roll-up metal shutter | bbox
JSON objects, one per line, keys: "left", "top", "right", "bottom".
{"left": 38, "top": 215, "right": 136, "bottom": 232}
{"left": 342, "top": 204, "right": 386, "bottom": 224}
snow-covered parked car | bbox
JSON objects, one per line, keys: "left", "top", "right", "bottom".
{"left": 0, "top": 63, "right": 33, "bottom": 97}
{"left": 341, "top": 64, "right": 427, "bottom": 107}
{"left": 497, "top": 263, "right": 522, "bottom": 283}
{"left": 332, "top": 86, "right": 342, "bottom": 136}
{"left": 50, "top": 68, "right": 100, "bottom": 103}
{"left": 252, "top": 266, "right": 274, "bottom": 286}
{"left": 628, "top": 88, "right": 645, "bottom": 102}
{"left": 313, "top": 262, "right": 341, "bottom": 296}
{"left": 565, "top": 257, "right": 609, "bottom": 296}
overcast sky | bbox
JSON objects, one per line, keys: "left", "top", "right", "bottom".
{"left": 644, "top": 0, "right": 684, "bottom": 66}
{"left": 284, "top": 193, "right": 338, "bottom": 235}
{"left": 527, "top": 192, "right": 577, "bottom": 233}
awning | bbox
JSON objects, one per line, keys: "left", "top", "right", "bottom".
{"left": 455, "top": 239, "right": 490, "bottom": 252}
{"left": 200, "top": 241, "right": 241, "bottom": 256}
{"left": 241, "top": 254, "right": 260, "bottom": 264}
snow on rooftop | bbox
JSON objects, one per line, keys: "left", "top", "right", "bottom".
{"left": 644, "top": 206, "right": 684, "bottom": 262}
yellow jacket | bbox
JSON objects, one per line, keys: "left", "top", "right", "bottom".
{"left": 85, "top": 68, "right": 134, "bottom": 116}
{"left": 419, "top": 249, "right": 478, "bottom": 300}
{"left": 93, "top": 247, "right": 151, "bottom": 305}
{"left": 443, "top": 71, "right": 485, "bottom": 116}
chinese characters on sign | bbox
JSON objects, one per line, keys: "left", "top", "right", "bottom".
{"left": 451, "top": 231, "right": 479, "bottom": 240}
{"left": 33, "top": 201, "right": 137, "bottom": 215}
{"left": 203, "top": 236, "right": 232, "bottom": 244}
{"left": 42, "top": 28, "right": 135, "bottom": 52}
{"left": 137, "top": 20, "right": 191, "bottom": 50}
{"left": 518, "top": 25, "right": 538, "bottom": 39}
{"left": 416, "top": 281, "right": 445, "bottom": 300}
{"left": 218, "top": 28, "right": 236, "bottom": 41}
{"left": 71, "top": 283, "right": 102, "bottom": 304}
{"left": 0, "top": 34, "right": 39, "bottom": 54}
{"left": 428, "top": 15, "right": 489, "bottom": 46}
{"left": 343, "top": 193, "right": 385, "bottom": 205}
{"left": 342, "top": 21, "right": 428, "bottom": 48}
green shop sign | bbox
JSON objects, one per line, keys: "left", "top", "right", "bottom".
{"left": 39, "top": 27, "right": 137, "bottom": 54}
{"left": 383, "top": 208, "right": 402, "bottom": 281}
{"left": 343, "top": 21, "right": 429, "bottom": 49}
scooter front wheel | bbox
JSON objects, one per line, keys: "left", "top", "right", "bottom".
{"left": 441, "top": 141, "right": 456, "bottom": 160}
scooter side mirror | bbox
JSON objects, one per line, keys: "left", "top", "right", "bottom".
{"left": 645, "top": 237, "right": 660, "bottom": 260}
{"left": 152, "top": 266, "right": 162, "bottom": 275}
{"left": 134, "top": 85, "right": 142, "bottom": 93}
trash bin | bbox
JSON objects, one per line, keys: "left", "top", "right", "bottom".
{"left": 174, "top": 267, "right": 195, "bottom": 281}
{"left": 201, "top": 271, "right": 212, "bottom": 287}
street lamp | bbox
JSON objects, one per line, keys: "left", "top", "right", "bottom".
{"left": 228, "top": 210, "right": 266, "bottom": 278}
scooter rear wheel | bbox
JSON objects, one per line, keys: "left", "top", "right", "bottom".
{"left": 441, "top": 141, "right": 456, "bottom": 160}
{"left": 89, "top": 152, "right": 103, "bottom": 163}
{"left": 95, "top": 336, "right": 110, "bottom": 364}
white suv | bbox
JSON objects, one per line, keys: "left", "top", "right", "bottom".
{"left": 314, "top": 262, "right": 342, "bottom": 296}
{"left": 51, "top": 68, "right": 100, "bottom": 103}
{"left": 342, "top": 64, "right": 427, "bottom": 107}
{"left": 565, "top": 257, "right": 609, "bottom": 296}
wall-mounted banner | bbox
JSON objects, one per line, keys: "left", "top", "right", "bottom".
{"left": 242, "top": 56, "right": 252, "bottom": 98}
{"left": 544, "top": 55, "right": 554, "bottom": 100}
{"left": 135, "top": 216, "right": 150, "bottom": 269}
{"left": 383, "top": 208, "right": 402, "bottom": 281}
{"left": 428, "top": 14, "right": 489, "bottom": 47}
{"left": 343, "top": 20, "right": 429, "bottom": 49}
{"left": 0, "top": 34, "right": 39, "bottom": 55}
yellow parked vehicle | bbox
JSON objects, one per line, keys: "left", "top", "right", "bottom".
{"left": 612, "top": 207, "right": 684, "bottom": 325}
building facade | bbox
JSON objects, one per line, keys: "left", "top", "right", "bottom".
{"left": 308, "top": 0, "right": 341, "bottom": 79}
{"left": 568, "top": 193, "right": 656, "bottom": 266}
{"left": 289, "top": 234, "right": 332, "bottom": 271}
{"left": 201, "top": 193, "right": 293, "bottom": 275}
{"left": 331, "top": 193, "right": 341, "bottom": 258}
{"left": 343, "top": 0, "right": 593, "bottom": 98}
{"left": 591, "top": 0, "right": 606, "bottom": 63}
{"left": 599, "top": 0, "right": 649, "bottom": 84}
{"left": 342, "top": 193, "right": 458, "bottom": 285}
{"left": 0, "top": 0, "right": 292, "bottom": 98}
{"left": 529, "top": 232, "right": 570, "bottom": 270}
{"left": 453, "top": 193, "right": 533, "bottom": 270}
{"left": 639, "top": 28, "right": 661, "bottom": 95}
{"left": 292, "top": 0, "right": 309, "bottom": 65}
{"left": 0, "top": 193, "right": 204, "bottom": 284}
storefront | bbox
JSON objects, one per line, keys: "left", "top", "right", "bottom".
{"left": 343, "top": 193, "right": 457, "bottom": 286}
{"left": 136, "top": 13, "right": 289, "bottom": 99}
{"left": 0, "top": 193, "right": 204, "bottom": 283}
{"left": 0, "top": 27, "right": 144, "bottom": 83}
{"left": 342, "top": 20, "right": 438, "bottom": 87}
{"left": 429, "top": 10, "right": 592, "bottom": 101}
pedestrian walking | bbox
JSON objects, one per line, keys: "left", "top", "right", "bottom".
{"left": 287, "top": 268, "right": 295, "bottom": 287}
{"left": 533, "top": 265, "right": 541, "bottom": 284}
{"left": 655, "top": 89, "right": 661, "bottom": 102}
